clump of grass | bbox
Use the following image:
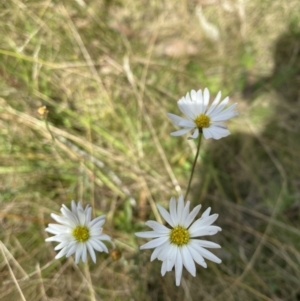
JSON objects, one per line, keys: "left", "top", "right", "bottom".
{"left": 1, "top": 0, "right": 300, "bottom": 300}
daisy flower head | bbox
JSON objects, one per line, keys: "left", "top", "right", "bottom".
{"left": 45, "top": 201, "right": 111, "bottom": 264}
{"left": 135, "top": 195, "right": 222, "bottom": 286}
{"left": 167, "top": 88, "right": 238, "bottom": 140}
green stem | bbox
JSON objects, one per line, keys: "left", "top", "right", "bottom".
{"left": 184, "top": 133, "right": 202, "bottom": 200}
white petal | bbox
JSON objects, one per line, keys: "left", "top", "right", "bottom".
{"left": 140, "top": 236, "right": 169, "bottom": 250}
{"left": 206, "top": 91, "right": 221, "bottom": 115}
{"left": 161, "top": 260, "right": 168, "bottom": 276}
{"left": 89, "top": 216, "right": 106, "bottom": 230}
{"left": 89, "top": 227, "right": 103, "bottom": 236}
{"left": 189, "top": 214, "right": 219, "bottom": 236}
{"left": 188, "top": 244, "right": 207, "bottom": 268}
{"left": 211, "top": 111, "right": 237, "bottom": 122}
{"left": 206, "top": 125, "right": 230, "bottom": 140}
{"left": 45, "top": 224, "right": 69, "bottom": 235}
{"left": 61, "top": 207, "right": 78, "bottom": 226}
{"left": 65, "top": 241, "right": 78, "bottom": 258}
{"left": 203, "top": 88, "right": 210, "bottom": 110}
{"left": 191, "top": 239, "right": 221, "bottom": 249}
{"left": 196, "top": 246, "right": 222, "bottom": 264}
{"left": 170, "top": 128, "right": 193, "bottom": 137}
{"left": 181, "top": 246, "right": 196, "bottom": 276}
{"left": 210, "top": 103, "right": 238, "bottom": 121}
{"left": 190, "top": 89, "right": 197, "bottom": 101}
{"left": 90, "top": 226, "right": 103, "bottom": 236}
{"left": 190, "top": 91, "right": 203, "bottom": 115}
{"left": 157, "top": 243, "right": 176, "bottom": 262}
{"left": 45, "top": 236, "right": 59, "bottom": 242}
{"left": 201, "top": 207, "right": 211, "bottom": 218}
{"left": 96, "top": 233, "right": 111, "bottom": 241}
{"left": 178, "top": 100, "right": 196, "bottom": 119}
{"left": 54, "top": 241, "right": 70, "bottom": 251}
{"left": 50, "top": 213, "right": 72, "bottom": 226}
{"left": 202, "top": 128, "right": 213, "bottom": 139}
{"left": 209, "top": 97, "right": 229, "bottom": 117}
{"left": 181, "top": 201, "right": 190, "bottom": 225}
{"left": 175, "top": 249, "right": 183, "bottom": 286}
{"left": 185, "top": 91, "right": 192, "bottom": 102}
{"left": 176, "top": 195, "right": 184, "bottom": 225}
{"left": 135, "top": 231, "right": 164, "bottom": 238}
{"left": 61, "top": 204, "right": 72, "bottom": 216}
{"left": 195, "top": 90, "right": 204, "bottom": 113}
{"left": 55, "top": 247, "right": 69, "bottom": 259}
{"left": 169, "top": 197, "right": 178, "bottom": 225}
{"left": 75, "top": 243, "right": 84, "bottom": 263}
{"left": 77, "top": 202, "right": 84, "bottom": 211}
{"left": 45, "top": 233, "right": 73, "bottom": 243}
{"left": 85, "top": 207, "right": 92, "bottom": 225}
{"left": 84, "top": 204, "right": 90, "bottom": 214}
{"left": 71, "top": 201, "right": 77, "bottom": 213}
{"left": 86, "top": 242, "right": 96, "bottom": 263}
{"left": 188, "top": 128, "right": 199, "bottom": 140}
{"left": 157, "top": 204, "right": 174, "bottom": 227}
{"left": 184, "top": 204, "right": 201, "bottom": 228}
{"left": 81, "top": 244, "right": 87, "bottom": 263}
{"left": 77, "top": 209, "right": 86, "bottom": 225}
{"left": 164, "top": 248, "right": 175, "bottom": 273}
{"left": 202, "top": 125, "right": 229, "bottom": 140}
{"left": 89, "top": 219, "right": 105, "bottom": 232}
{"left": 145, "top": 221, "right": 170, "bottom": 234}
{"left": 90, "top": 239, "right": 108, "bottom": 253}
{"left": 178, "top": 119, "right": 196, "bottom": 128}
{"left": 196, "top": 226, "right": 222, "bottom": 236}
{"left": 166, "top": 113, "right": 189, "bottom": 126}
{"left": 150, "top": 242, "right": 169, "bottom": 261}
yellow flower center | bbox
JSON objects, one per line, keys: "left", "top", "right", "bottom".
{"left": 72, "top": 226, "right": 90, "bottom": 242}
{"left": 194, "top": 114, "right": 210, "bottom": 128}
{"left": 170, "top": 226, "right": 190, "bottom": 246}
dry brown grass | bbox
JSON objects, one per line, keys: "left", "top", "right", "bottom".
{"left": 1, "top": 0, "right": 300, "bottom": 300}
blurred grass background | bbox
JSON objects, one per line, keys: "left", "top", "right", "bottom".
{"left": 0, "top": 0, "right": 300, "bottom": 300}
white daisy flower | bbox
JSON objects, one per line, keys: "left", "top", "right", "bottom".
{"left": 45, "top": 201, "right": 111, "bottom": 264}
{"left": 167, "top": 88, "right": 238, "bottom": 140}
{"left": 135, "top": 195, "right": 222, "bottom": 286}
